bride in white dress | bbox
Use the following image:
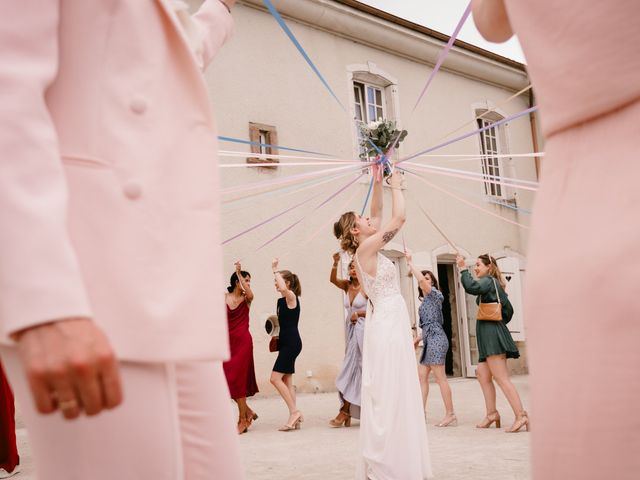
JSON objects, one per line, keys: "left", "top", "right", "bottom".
{"left": 334, "top": 173, "right": 432, "bottom": 479}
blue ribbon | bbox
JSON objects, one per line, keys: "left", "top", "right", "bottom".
{"left": 218, "top": 136, "right": 333, "bottom": 157}
{"left": 262, "top": 0, "right": 346, "bottom": 112}
{"left": 360, "top": 175, "right": 375, "bottom": 216}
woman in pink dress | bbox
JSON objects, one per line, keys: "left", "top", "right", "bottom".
{"left": 472, "top": 1, "right": 640, "bottom": 478}
{"left": 223, "top": 262, "right": 259, "bottom": 435}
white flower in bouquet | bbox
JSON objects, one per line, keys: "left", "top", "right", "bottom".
{"left": 358, "top": 119, "right": 408, "bottom": 161}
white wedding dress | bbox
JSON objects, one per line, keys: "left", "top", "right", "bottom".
{"left": 354, "top": 252, "right": 432, "bottom": 479}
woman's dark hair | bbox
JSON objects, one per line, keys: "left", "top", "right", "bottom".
{"left": 279, "top": 270, "right": 302, "bottom": 296}
{"left": 417, "top": 270, "right": 439, "bottom": 299}
{"left": 227, "top": 270, "right": 251, "bottom": 293}
{"left": 346, "top": 260, "right": 358, "bottom": 284}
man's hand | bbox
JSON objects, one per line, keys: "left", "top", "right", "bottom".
{"left": 15, "top": 318, "right": 123, "bottom": 420}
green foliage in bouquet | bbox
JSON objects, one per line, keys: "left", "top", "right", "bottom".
{"left": 358, "top": 119, "right": 408, "bottom": 160}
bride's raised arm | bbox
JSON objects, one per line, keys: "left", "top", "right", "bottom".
{"left": 358, "top": 173, "right": 406, "bottom": 257}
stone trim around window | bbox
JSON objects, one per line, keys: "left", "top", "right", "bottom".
{"left": 247, "top": 122, "right": 279, "bottom": 168}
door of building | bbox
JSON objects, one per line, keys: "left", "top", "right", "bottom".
{"left": 453, "top": 267, "right": 480, "bottom": 377}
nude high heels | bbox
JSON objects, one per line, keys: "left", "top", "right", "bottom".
{"left": 476, "top": 411, "right": 501, "bottom": 428}
{"left": 329, "top": 409, "right": 352, "bottom": 428}
{"left": 435, "top": 413, "right": 458, "bottom": 427}
{"left": 505, "top": 411, "right": 530, "bottom": 433}
{"left": 278, "top": 410, "right": 303, "bottom": 432}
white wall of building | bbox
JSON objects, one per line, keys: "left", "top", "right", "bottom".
{"left": 191, "top": 0, "right": 538, "bottom": 393}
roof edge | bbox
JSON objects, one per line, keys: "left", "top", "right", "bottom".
{"left": 332, "top": 0, "right": 526, "bottom": 71}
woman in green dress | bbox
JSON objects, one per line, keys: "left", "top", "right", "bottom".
{"left": 457, "top": 254, "right": 529, "bottom": 433}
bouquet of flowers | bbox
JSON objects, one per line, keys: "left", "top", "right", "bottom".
{"left": 358, "top": 119, "right": 408, "bottom": 177}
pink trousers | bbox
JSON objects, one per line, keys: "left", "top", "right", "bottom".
{"left": 0, "top": 347, "right": 244, "bottom": 480}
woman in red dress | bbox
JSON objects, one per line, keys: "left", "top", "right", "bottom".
{"left": 0, "top": 360, "right": 19, "bottom": 478}
{"left": 223, "top": 262, "right": 259, "bottom": 434}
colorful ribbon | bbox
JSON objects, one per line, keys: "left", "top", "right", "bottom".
{"left": 399, "top": 166, "right": 529, "bottom": 230}
{"left": 406, "top": 191, "right": 459, "bottom": 253}
{"left": 412, "top": 2, "right": 472, "bottom": 113}
{"left": 256, "top": 173, "right": 364, "bottom": 251}
{"left": 360, "top": 176, "right": 375, "bottom": 216}
{"left": 221, "top": 163, "right": 367, "bottom": 195}
{"left": 223, "top": 168, "right": 358, "bottom": 212}
{"left": 403, "top": 161, "right": 539, "bottom": 192}
{"left": 400, "top": 106, "right": 538, "bottom": 163}
{"left": 262, "top": 0, "right": 346, "bottom": 112}
{"left": 218, "top": 150, "right": 357, "bottom": 163}
{"left": 222, "top": 190, "right": 325, "bottom": 245}
{"left": 433, "top": 85, "right": 533, "bottom": 143}
{"left": 218, "top": 136, "right": 334, "bottom": 157}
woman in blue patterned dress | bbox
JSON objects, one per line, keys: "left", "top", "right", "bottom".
{"left": 406, "top": 252, "right": 456, "bottom": 427}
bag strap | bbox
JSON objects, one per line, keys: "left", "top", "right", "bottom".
{"left": 492, "top": 278, "right": 501, "bottom": 304}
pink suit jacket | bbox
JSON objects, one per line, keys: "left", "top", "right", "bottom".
{"left": 0, "top": 0, "right": 233, "bottom": 361}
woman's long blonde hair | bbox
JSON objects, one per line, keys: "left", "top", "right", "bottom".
{"left": 478, "top": 254, "right": 507, "bottom": 290}
{"left": 333, "top": 211, "right": 359, "bottom": 254}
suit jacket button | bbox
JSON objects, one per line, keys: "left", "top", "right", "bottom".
{"left": 123, "top": 182, "right": 142, "bottom": 200}
{"left": 130, "top": 98, "right": 147, "bottom": 115}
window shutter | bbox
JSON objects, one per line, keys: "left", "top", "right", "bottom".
{"left": 497, "top": 256, "right": 526, "bottom": 341}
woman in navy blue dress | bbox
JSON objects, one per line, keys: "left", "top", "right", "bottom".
{"left": 270, "top": 258, "right": 303, "bottom": 432}
{"left": 406, "top": 252, "right": 456, "bottom": 427}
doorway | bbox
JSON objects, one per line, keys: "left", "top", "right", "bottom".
{"left": 435, "top": 263, "right": 463, "bottom": 377}
{"left": 435, "top": 257, "right": 481, "bottom": 378}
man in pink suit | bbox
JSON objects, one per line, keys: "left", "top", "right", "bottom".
{"left": 0, "top": 0, "right": 244, "bottom": 478}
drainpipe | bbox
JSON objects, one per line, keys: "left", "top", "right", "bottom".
{"left": 529, "top": 88, "right": 541, "bottom": 179}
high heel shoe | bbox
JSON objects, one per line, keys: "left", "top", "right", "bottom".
{"left": 237, "top": 417, "right": 249, "bottom": 435}
{"left": 329, "top": 409, "right": 352, "bottom": 428}
{"left": 246, "top": 408, "right": 258, "bottom": 423}
{"left": 436, "top": 413, "right": 458, "bottom": 427}
{"left": 278, "top": 410, "right": 303, "bottom": 432}
{"left": 505, "top": 411, "right": 530, "bottom": 433}
{"left": 476, "top": 411, "right": 501, "bottom": 429}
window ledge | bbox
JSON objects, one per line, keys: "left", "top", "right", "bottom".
{"left": 487, "top": 197, "right": 518, "bottom": 208}
{"left": 246, "top": 157, "right": 279, "bottom": 169}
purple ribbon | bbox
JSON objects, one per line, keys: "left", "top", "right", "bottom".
{"left": 256, "top": 173, "right": 364, "bottom": 251}
{"left": 412, "top": 2, "right": 472, "bottom": 112}
{"left": 399, "top": 106, "right": 538, "bottom": 164}
{"left": 222, "top": 190, "right": 324, "bottom": 245}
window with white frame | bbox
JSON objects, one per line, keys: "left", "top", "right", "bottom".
{"left": 354, "top": 81, "right": 386, "bottom": 159}
{"left": 354, "top": 82, "right": 385, "bottom": 123}
{"left": 477, "top": 116, "right": 504, "bottom": 198}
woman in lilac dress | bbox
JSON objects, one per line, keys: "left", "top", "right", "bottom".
{"left": 329, "top": 253, "right": 366, "bottom": 427}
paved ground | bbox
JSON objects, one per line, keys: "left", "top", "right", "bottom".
{"left": 13, "top": 376, "right": 530, "bottom": 479}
